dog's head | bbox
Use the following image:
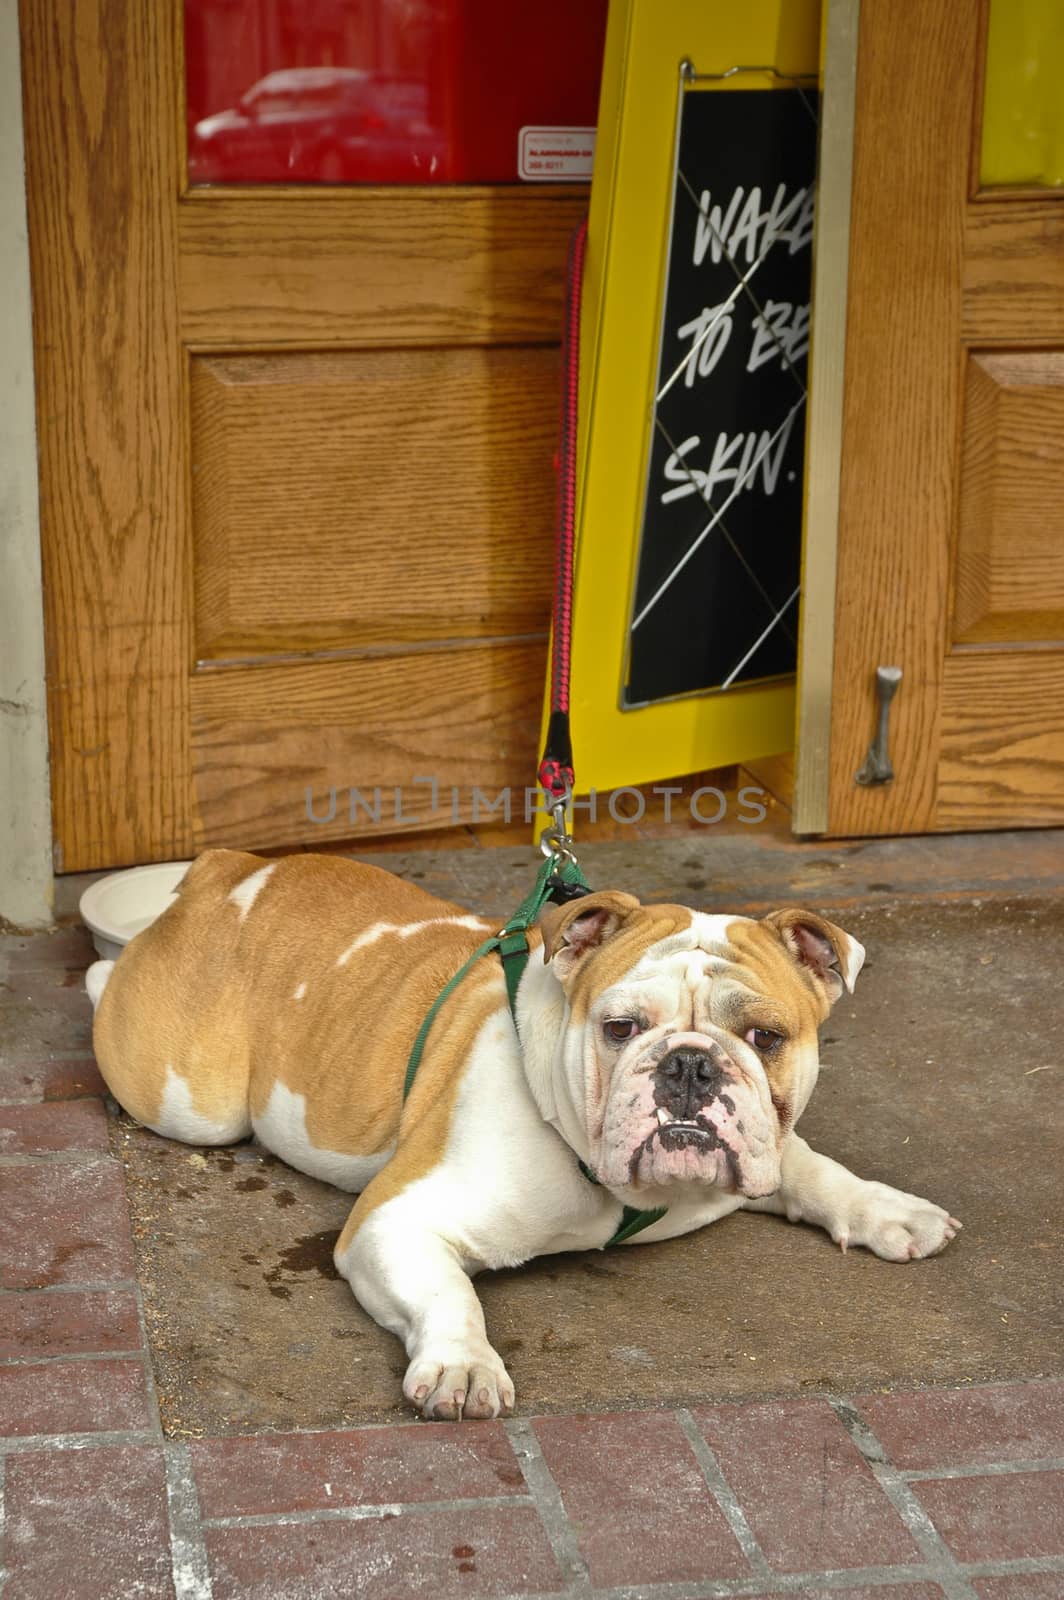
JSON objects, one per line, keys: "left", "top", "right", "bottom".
{"left": 538, "top": 894, "right": 864, "bottom": 1202}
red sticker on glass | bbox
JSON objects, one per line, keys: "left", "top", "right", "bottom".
{"left": 518, "top": 126, "right": 596, "bottom": 182}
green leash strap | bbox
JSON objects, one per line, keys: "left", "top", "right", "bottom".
{"left": 578, "top": 1160, "right": 668, "bottom": 1245}
{"left": 401, "top": 852, "right": 669, "bottom": 1248}
{"left": 608, "top": 1204, "right": 670, "bottom": 1244}
{"left": 402, "top": 854, "right": 589, "bottom": 1102}
{"left": 402, "top": 932, "right": 500, "bottom": 1102}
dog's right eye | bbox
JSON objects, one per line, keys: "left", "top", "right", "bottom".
{"left": 603, "top": 1018, "right": 641, "bottom": 1044}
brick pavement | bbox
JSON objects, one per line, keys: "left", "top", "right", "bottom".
{"left": 2, "top": 929, "right": 1064, "bottom": 1598}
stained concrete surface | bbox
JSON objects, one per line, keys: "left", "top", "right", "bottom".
{"left": 111, "top": 892, "right": 1063, "bottom": 1436}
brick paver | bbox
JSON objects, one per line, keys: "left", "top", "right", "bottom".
{"left": 191, "top": 1423, "right": 527, "bottom": 1519}
{"left": 0, "top": 1097, "right": 110, "bottom": 1154}
{"left": 3, "top": 1445, "right": 175, "bottom": 1600}
{"left": 0, "top": 1156, "right": 136, "bottom": 1289}
{"left": 0, "top": 1054, "right": 105, "bottom": 1102}
{"left": 743, "top": 1589, "right": 948, "bottom": 1600}
{"left": 856, "top": 1380, "right": 1064, "bottom": 1469}
{"left": 204, "top": 1507, "right": 566, "bottom": 1600}
{"left": 692, "top": 1395, "right": 922, "bottom": 1572}
{"left": 2, "top": 923, "right": 1063, "bottom": 1600}
{"left": 3, "top": 926, "right": 96, "bottom": 972}
{"left": 1, "top": 967, "right": 96, "bottom": 1057}
{"left": 0, "top": 1287, "right": 142, "bottom": 1359}
{"left": 0, "top": 1356, "right": 151, "bottom": 1438}
{"left": 533, "top": 1410, "right": 749, "bottom": 1587}
{"left": 913, "top": 1469, "right": 1064, "bottom": 1563}
{"left": 972, "top": 1577, "right": 1064, "bottom": 1598}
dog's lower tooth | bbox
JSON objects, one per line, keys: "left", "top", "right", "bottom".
{"left": 656, "top": 1108, "right": 671, "bottom": 1126}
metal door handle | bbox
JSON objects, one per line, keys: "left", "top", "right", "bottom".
{"left": 854, "top": 666, "right": 902, "bottom": 786}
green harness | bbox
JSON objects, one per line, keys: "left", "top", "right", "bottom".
{"left": 402, "top": 855, "right": 667, "bottom": 1248}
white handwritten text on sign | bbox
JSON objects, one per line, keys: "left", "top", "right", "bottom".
{"left": 627, "top": 88, "right": 819, "bottom": 705}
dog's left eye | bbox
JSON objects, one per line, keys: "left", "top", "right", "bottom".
{"left": 603, "top": 1018, "right": 641, "bottom": 1043}
{"left": 744, "top": 1026, "right": 784, "bottom": 1052}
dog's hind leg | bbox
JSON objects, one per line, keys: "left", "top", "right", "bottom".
{"left": 91, "top": 962, "right": 254, "bottom": 1147}
{"left": 86, "top": 960, "right": 114, "bottom": 1011}
{"left": 146, "top": 1060, "right": 254, "bottom": 1146}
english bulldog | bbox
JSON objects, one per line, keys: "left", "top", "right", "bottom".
{"left": 87, "top": 849, "right": 959, "bottom": 1420}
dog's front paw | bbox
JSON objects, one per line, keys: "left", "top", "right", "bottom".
{"left": 403, "top": 1343, "right": 515, "bottom": 1421}
{"left": 834, "top": 1181, "right": 961, "bottom": 1261}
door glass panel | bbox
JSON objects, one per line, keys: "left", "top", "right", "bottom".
{"left": 185, "top": 0, "right": 608, "bottom": 185}
{"left": 981, "top": 0, "right": 1064, "bottom": 189}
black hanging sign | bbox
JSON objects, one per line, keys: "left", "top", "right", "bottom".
{"left": 624, "top": 85, "right": 819, "bottom": 708}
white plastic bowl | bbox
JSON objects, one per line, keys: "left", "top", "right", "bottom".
{"left": 80, "top": 861, "right": 192, "bottom": 961}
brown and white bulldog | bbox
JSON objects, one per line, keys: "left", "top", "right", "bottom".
{"left": 87, "top": 849, "right": 959, "bottom": 1421}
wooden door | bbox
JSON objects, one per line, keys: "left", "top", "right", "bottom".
{"left": 796, "top": 0, "right": 1064, "bottom": 836}
{"left": 20, "top": 0, "right": 591, "bottom": 871}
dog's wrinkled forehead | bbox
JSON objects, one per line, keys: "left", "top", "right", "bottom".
{"left": 609, "top": 915, "right": 740, "bottom": 987}
{"left": 594, "top": 914, "right": 803, "bottom": 1022}
{"left": 541, "top": 891, "right": 864, "bottom": 1023}
{"left": 563, "top": 910, "right": 754, "bottom": 1025}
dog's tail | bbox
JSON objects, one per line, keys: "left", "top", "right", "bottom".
{"left": 85, "top": 959, "right": 115, "bottom": 1011}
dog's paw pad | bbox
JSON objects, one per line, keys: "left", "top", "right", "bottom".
{"left": 842, "top": 1183, "right": 960, "bottom": 1262}
{"left": 403, "top": 1348, "right": 514, "bottom": 1421}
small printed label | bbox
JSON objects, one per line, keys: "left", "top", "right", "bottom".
{"left": 518, "top": 126, "right": 596, "bottom": 182}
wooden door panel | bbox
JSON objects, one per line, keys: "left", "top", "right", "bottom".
{"left": 191, "top": 347, "right": 558, "bottom": 659}
{"left": 23, "top": 0, "right": 580, "bottom": 870}
{"left": 190, "top": 639, "right": 545, "bottom": 849}
{"left": 813, "top": 0, "right": 1064, "bottom": 837}
{"left": 938, "top": 655, "right": 1064, "bottom": 828}
{"left": 953, "top": 352, "right": 1064, "bottom": 643}
{"left": 178, "top": 190, "right": 587, "bottom": 346}
{"left": 824, "top": 0, "right": 976, "bottom": 836}
{"left": 20, "top": 0, "right": 193, "bottom": 873}
{"left": 962, "top": 202, "right": 1064, "bottom": 342}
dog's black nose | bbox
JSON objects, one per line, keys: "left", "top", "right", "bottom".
{"left": 653, "top": 1047, "right": 726, "bottom": 1119}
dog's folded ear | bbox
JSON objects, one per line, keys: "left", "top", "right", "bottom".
{"left": 539, "top": 890, "right": 641, "bottom": 981}
{"left": 761, "top": 908, "right": 866, "bottom": 1003}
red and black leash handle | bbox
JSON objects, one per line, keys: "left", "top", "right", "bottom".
{"left": 538, "top": 217, "right": 588, "bottom": 850}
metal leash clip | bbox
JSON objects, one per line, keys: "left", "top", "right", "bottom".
{"left": 539, "top": 789, "right": 579, "bottom": 868}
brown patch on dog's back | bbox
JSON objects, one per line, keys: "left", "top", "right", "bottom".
{"left": 93, "top": 849, "right": 498, "bottom": 1160}
{"left": 335, "top": 960, "right": 507, "bottom": 1252}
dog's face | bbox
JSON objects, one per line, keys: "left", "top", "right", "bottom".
{"left": 539, "top": 894, "right": 864, "bottom": 1200}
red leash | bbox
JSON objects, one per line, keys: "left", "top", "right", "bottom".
{"left": 538, "top": 218, "right": 588, "bottom": 808}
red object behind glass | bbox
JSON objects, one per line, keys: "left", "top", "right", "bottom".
{"left": 185, "top": 0, "right": 608, "bottom": 185}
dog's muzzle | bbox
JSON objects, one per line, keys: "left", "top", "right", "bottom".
{"left": 599, "top": 1030, "right": 780, "bottom": 1196}
{"left": 650, "top": 1040, "right": 740, "bottom": 1154}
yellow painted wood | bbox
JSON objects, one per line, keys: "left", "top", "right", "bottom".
{"left": 553, "top": 0, "right": 820, "bottom": 800}
{"left": 981, "top": 0, "right": 1064, "bottom": 189}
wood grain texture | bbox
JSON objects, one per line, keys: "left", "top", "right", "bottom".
{"left": 20, "top": 0, "right": 193, "bottom": 872}
{"left": 190, "top": 640, "right": 546, "bottom": 851}
{"left": 178, "top": 189, "right": 588, "bottom": 347}
{"left": 963, "top": 200, "right": 1064, "bottom": 343}
{"left": 953, "top": 351, "right": 1064, "bottom": 643}
{"left": 937, "top": 652, "right": 1064, "bottom": 827}
{"left": 793, "top": 0, "right": 859, "bottom": 835}
{"left": 827, "top": 0, "right": 977, "bottom": 835}
{"left": 741, "top": 752, "right": 794, "bottom": 812}
{"left": 191, "top": 347, "right": 557, "bottom": 658}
